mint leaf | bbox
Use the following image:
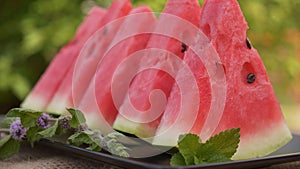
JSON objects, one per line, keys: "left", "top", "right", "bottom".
{"left": 0, "top": 135, "right": 20, "bottom": 160}
{"left": 67, "top": 130, "right": 129, "bottom": 157}
{"left": 0, "top": 117, "right": 19, "bottom": 128}
{"left": 6, "top": 108, "right": 23, "bottom": 117}
{"left": 197, "top": 142, "right": 230, "bottom": 164}
{"left": 204, "top": 128, "right": 240, "bottom": 159}
{"left": 0, "top": 135, "right": 11, "bottom": 148}
{"left": 20, "top": 111, "right": 42, "bottom": 128}
{"left": 104, "top": 138, "right": 130, "bottom": 157}
{"left": 26, "top": 127, "right": 43, "bottom": 146}
{"left": 177, "top": 134, "right": 202, "bottom": 165}
{"left": 170, "top": 129, "right": 240, "bottom": 166}
{"left": 86, "top": 142, "right": 101, "bottom": 151}
{"left": 170, "top": 152, "right": 186, "bottom": 166}
{"left": 1, "top": 108, "right": 130, "bottom": 160}
{"left": 67, "top": 130, "right": 101, "bottom": 151}
{"left": 103, "top": 132, "right": 130, "bottom": 157}
{"left": 67, "top": 108, "right": 86, "bottom": 128}
{"left": 6, "top": 108, "right": 42, "bottom": 128}
{"left": 68, "top": 130, "right": 94, "bottom": 146}
{"left": 37, "top": 120, "right": 59, "bottom": 138}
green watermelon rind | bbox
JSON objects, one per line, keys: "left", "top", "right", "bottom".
{"left": 232, "top": 121, "right": 292, "bottom": 160}
{"left": 21, "top": 97, "right": 47, "bottom": 112}
{"left": 113, "top": 115, "right": 155, "bottom": 142}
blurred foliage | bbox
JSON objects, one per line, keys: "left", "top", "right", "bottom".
{"left": 0, "top": 0, "right": 299, "bottom": 114}
{"left": 0, "top": 0, "right": 85, "bottom": 113}
{"left": 238, "top": 0, "right": 300, "bottom": 104}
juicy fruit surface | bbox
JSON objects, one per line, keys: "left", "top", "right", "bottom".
{"left": 80, "top": 6, "right": 156, "bottom": 132}
{"left": 21, "top": 6, "right": 107, "bottom": 112}
{"left": 198, "top": 0, "right": 291, "bottom": 159}
{"left": 113, "top": 0, "right": 202, "bottom": 139}
{"left": 47, "top": 0, "right": 132, "bottom": 114}
{"left": 22, "top": 0, "right": 292, "bottom": 160}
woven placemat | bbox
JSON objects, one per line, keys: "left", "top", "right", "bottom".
{"left": 0, "top": 144, "right": 122, "bottom": 169}
{"left": 1, "top": 144, "right": 300, "bottom": 169}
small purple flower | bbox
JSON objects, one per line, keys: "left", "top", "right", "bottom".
{"left": 37, "top": 113, "right": 51, "bottom": 129}
{"left": 60, "top": 118, "right": 70, "bottom": 129}
{"left": 10, "top": 120, "right": 26, "bottom": 141}
{"left": 75, "top": 124, "right": 88, "bottom": 133}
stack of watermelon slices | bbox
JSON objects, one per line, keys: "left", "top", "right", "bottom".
{"left": 21, "top": 0, "right": 292, "bottom": 160}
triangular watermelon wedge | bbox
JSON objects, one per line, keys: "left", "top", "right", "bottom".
{"left": 199, "top": 0, "right": 292, "bottom": 159}
{"left": 152, "top": 38, "right": 214, "bottom": 146}
{"left": 112, "top": 0, "right": 201, "bottom": 140}
{"left": 45, "top": 0, "right": 132, "bottom": 114}
{"left": 153, "top": 0, "right": 292, "bottom": 160}
{"left": 21, "top": 6, "right": 107, "bottom": 111}
{"left": 78, "top": 6, "right": 157, "bottom": 132}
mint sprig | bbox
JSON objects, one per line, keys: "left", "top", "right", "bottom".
{"left": 0, "top": 135, "right": 20, "bottom": 160}
{"left": 0, "top": 108, "right": 129, "bottom": 160}
{"left": 170, "top": 128, "right": 240, "bottom": 166}
{"left": 67, "top": 108, "right": 86, "bottom": 129}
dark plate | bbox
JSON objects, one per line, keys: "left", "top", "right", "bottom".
{"left": 36, "top": 134, "right": 300, "bottom": 169}
{"left": 1, "top": 114, "right": 300, "bottom": 169}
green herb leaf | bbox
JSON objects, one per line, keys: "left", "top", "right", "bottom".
{"left": 67, "top": 130, "right": 101, "bottom": 151}
{"left": 37, "top": 120, "right": 59, "bottom": 138}
{"left": 0, "top": 135, "right": 20, "bottom": 160}
{"left": 67, "top": 108, "right": 86, "bottom": 129}
{"left": 170, "top": 152, "right": 188, "bottom": 166}
{"left": 68, "top": 130, "right": 94, "bottom": 146}
{"left": 20, "top": 111, "right": 42, "bottom": 128}
{"left": 6, "top": 108, "right": 42, "bottom": 128}
{"left": 204, "top": 128, "right": 240, "bottom": 159}
{"left": 177, "top": 134, "right": 202, "bottom": 165}
{"left": 26, "top": 127, "right": 42, "bottom": 146}
{"left": 103, "top": 132, "right": 130, "bottom": 157}
{"left": 170, "top": 128, "right": 240, "bottom": 166}
{"left": 1, "top": 108, "right": 130, "bottom": 160}
{"left": 0, "top": 117, "right": 19, "bottom": 128}
{"left": 6, "top": 108, "right": 23, "bottom": 117}
{"left": 0, "top": 135, "right": 11, "bottom": 148}
{"left": 197, "top": 142, "right": 230, "bottom": 164}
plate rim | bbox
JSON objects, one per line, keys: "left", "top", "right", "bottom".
{"left": 37, "top": 135, "right": 300, "bottom": 169}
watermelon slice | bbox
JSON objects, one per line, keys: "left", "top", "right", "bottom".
{"left": 21, "top": 6, "right": 107, "bottom": 111}
{"left": 153, "top": 0, "right": 292, "bottom": 160}
{"left": 200, "top": 0, "right": 291, "bottom": 159}
{"left": 112, "top": 0, "right": 202, "bottom": 139}
{"left": 78, "top": 6, "right": 156, "bottom": 132}
{"left": 46, "top": 0, "right": 132, "bottom": 114}
{"left": 152, "top": 45, "right": 214, "bottom": 146}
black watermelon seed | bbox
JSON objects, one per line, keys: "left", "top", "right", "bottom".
{"left": 71, "top": 39, "right": 78, "bottom": 45}
{"left": 181, "top": 43, "right": 187, "bottom": 53}
{"left": 247, "top": 73, "right": 256, "bottom": 84}
{"left": 246, "top": 37, "right": 252, "bottom": 49}
{"left": 102, "top": 27, "right": 107, "bottom": 35}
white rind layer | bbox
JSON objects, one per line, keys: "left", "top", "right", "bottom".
{"left": 46, "top": 93, "right": 71, "bottom": 115}
{"left": 232, "top": 121, "right": 292, "bottom": 160}
{"left": 113, "top": 115, "right": 155, "bottom": 142}
{"left": 21, "top": 96, "right": 47, "bottom": 112}
{"left": 152, "top": 120, "right": 292, "bottom": 160}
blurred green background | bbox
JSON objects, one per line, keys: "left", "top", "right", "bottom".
{"left": 0, "top": 0, "right": 299, "bottom": 130}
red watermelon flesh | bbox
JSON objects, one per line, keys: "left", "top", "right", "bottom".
{"left": 199, "top": 0, "right": 291, "bottom": 159}
{"left": 78, "top": 6, "right": 156, "bottom": 132}
{"left": 21, "top": 6, "right": 107, "bottom": 111}
{"left": 46, "top": 0, "right": 132, "bottom": 114}
{"left": 113, "top": 0, "right": 201, "bottom": 139}
{"left": 154, "top": 0, "right": 292, "bottom": 160}
{"left": 152, "top": 47, "right": 213, "bottom": 146}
